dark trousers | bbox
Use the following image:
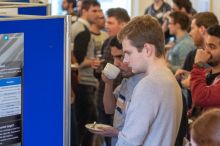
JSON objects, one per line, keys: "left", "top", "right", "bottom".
{"left": 97, "top": 107, "right": 112, "bottom": 146}
{"left": 175, "top": 93, "right": 188, "bottom": 146}
{"left": 75, "top": 84, "right": 97, "bottom": 146}
{"left": 71, "top": 103, "right": 78, "bottom": 146}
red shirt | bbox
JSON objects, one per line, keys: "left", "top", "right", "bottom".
{"left": 190, "top": 65, "right": 220, "bottom": 109}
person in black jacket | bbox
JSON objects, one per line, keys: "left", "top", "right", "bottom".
{"left": 72, "top": 1, "right": 101, "bottom": 146}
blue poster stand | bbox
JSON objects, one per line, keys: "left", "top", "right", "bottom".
{"left": 0, "top": 16, "right": 71, "bottom": 146}
{"left": 18, "top": 5, "right": 47, "bottom": 15}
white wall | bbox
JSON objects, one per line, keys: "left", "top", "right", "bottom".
{"left": 130, "top": 0, "right": 152, "bottom": 17}
{"left": 212, "top": 0, "right": 220, "bottom": 22}
{"left": 191, "top": 0, "right": 220, "bottom": 22}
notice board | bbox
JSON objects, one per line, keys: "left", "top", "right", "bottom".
{"left": 0, "top": 16, "right": 71, "bottom": 146}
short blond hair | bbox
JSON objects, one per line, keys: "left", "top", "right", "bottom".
{"left": 118, "top": 15, "right": 165, "bottom": 57}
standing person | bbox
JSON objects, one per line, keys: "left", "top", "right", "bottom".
{"left": 90, "top": 8, "right": 108, "bottom": 146}
{"left": 144, "top": 0, "right": 171, "bottom": 24}
{"left": 167, "top": 11, "right": 195, "bottom": 72}
{"left": 184, "top": 12, "right": 219, "bottom": 71}
{"left": 62, "top": 0, "right": 76, "bottom": 15}
{"left": 90, "top": 10, "right": 108, "bottom": 60}
{"left": 90, "top": 37, "right": 144, "bottom": 146}
{"left": 145, "top": 0, "right": 171, "bottom": 44}
{"left": 190, "top": 25, "right": 220, "bottom": 110}
{"left": 166, "top": 11, "right": 194, "bottom": 146}
{"left": 71, "top": 1, "right": 101, "bottom": 146}
{"left": 175, "top": 12, "right": 219, "bottom": 110}
{"left": 171, "top": 0, "right": 196, "bottom": 18}
{"left": 76, "top": 0, "right": 83, "bottom": 16}
{"left": 117, "top": 15, "right": 183, "bottom": 146}
{"left": 163, "top": 0, "right": 196, "bottom": 32}
{"left": 95, "top": 8, "right": 130, "bottom": 146}
{"left": 62, "top": 0, "right": 78, "bottom": 23}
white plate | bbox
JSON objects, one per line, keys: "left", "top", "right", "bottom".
{"left": 85, "top": 123, "right": 111, "bottom": 132}
{"left": 188, "top": 119, "right": 193, "bottom": 124}
{"left": 71, "top": 63, "right": 78, "bottom": 69}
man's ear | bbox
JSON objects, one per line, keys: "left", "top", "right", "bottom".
{"left": 120, "top": 22, "right": 127, "bottom": 28}
{"left": 199, "top": 26, "right": 206, "bottom": 35}
{"left": 82, "top": 9, "right": 87, "bottom": 16}
{"left": 175, "top": 23, "right": 181, "bottom": 30}
{"left": 143, "top": 43, "right": 154, "bottom": 57}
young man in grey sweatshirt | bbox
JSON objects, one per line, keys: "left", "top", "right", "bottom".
{"left": 116, "top": 15, "right": 183, "bottom": 146}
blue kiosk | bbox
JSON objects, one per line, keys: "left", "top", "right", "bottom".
{"left": 0, "top": 15, "right": 71, "bottom": 146}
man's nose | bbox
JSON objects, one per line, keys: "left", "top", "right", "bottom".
{"left": 123, "top": 55, "right": 129, "bottom": 64}
{"left": 114, "top": 59, "right": 120, "bottom": 67}
{"left": 204, "top": 44, "right": 210, "bottom": 51}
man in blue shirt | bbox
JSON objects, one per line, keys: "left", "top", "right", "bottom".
{"left": 89, "top": 37, "right": 144, "bottom": 146}
{"left": 167, "top": 11, "right": 195, "bottom": 73}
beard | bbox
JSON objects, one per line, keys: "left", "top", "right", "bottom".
{"left": 208, "top": 61, "right": 218, "bottom": 67}
{"left": 121, "top": 71, "right": 133, "bottom": 78}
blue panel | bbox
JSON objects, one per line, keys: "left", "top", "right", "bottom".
{"left": 0, "top": 18, "right": 65, "bottom": 146}
{"left": 18, "top": 6, "right": 47, "bottom": 16}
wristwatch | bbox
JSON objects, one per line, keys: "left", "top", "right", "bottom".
{"left": 194, "top": 62, "right": 206, "bottom": 68}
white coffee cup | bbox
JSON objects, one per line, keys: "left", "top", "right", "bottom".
{"left": 103, "top": 63, "right": 120, "bottom": 79}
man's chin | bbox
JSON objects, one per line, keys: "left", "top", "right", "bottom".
{"left": 208, "top": 61, "right": 218, "bottom": 67}
{"left": 121, "top": 72, "right": 132, "bottom": 78}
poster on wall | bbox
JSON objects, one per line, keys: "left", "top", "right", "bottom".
{"left": 0, "top": 33, "right": 23, "bottom": 146}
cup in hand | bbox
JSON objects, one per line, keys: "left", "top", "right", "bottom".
{"left": 103, "top": 63, "right": 120, "bottom": 79}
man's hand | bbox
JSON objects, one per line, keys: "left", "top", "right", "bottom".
{"left": 89, "top": 125, "right": 119, "bottom": 137}
{"left": 162, "top": 11, "right": 171, "bottom": 33}
{"left": 165, "top": 42, "right": 175, "bottom": 52}
{"left": 175, "top": 69, "right": 191, "bottom": 89}
{"left": 101, "top": 73, "right": 113, "bottom": 84}
{"left": 195, "top": 49, "right": 211, "bottom": 64}
{"left": 91, "top": 58, "right": 105, "bottom": 70}
{"left": 175, "top": 69, "right": 190, "bottom": 80}
{"left": 181, "top": 74, "right": 191, "bottom": 89}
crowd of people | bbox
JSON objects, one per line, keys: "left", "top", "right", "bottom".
{"left": 62, "top": 0, "right": 220, "bottom": 146}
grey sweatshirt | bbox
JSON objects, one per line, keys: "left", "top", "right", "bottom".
{"left": 116, "top": 67, "right": 183, "bottom": 146}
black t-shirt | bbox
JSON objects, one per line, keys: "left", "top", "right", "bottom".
{"left": 206, "top": 72, "right": 220, "bottom": 85}
{"left": 182, "top": 49, "right": 197, "bottom": 71}
{"left": 144, "top": 2, "right": 171, "bottom": 24}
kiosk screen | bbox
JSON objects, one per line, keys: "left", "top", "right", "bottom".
{"left": 0, "top": 33, "right": 23, "bottom": 146}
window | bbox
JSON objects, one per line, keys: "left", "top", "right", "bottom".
{"left": 191, "top": 0, "right": 210, "bottom": 12}
{"left": 49, "top": 0, "right": 131, "bottom": 16}
{"left": 98, "top": 0, "right": 131, "bottom": 16}
{"left": 51, "top": 0, "right": 63, "bottom": 15}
